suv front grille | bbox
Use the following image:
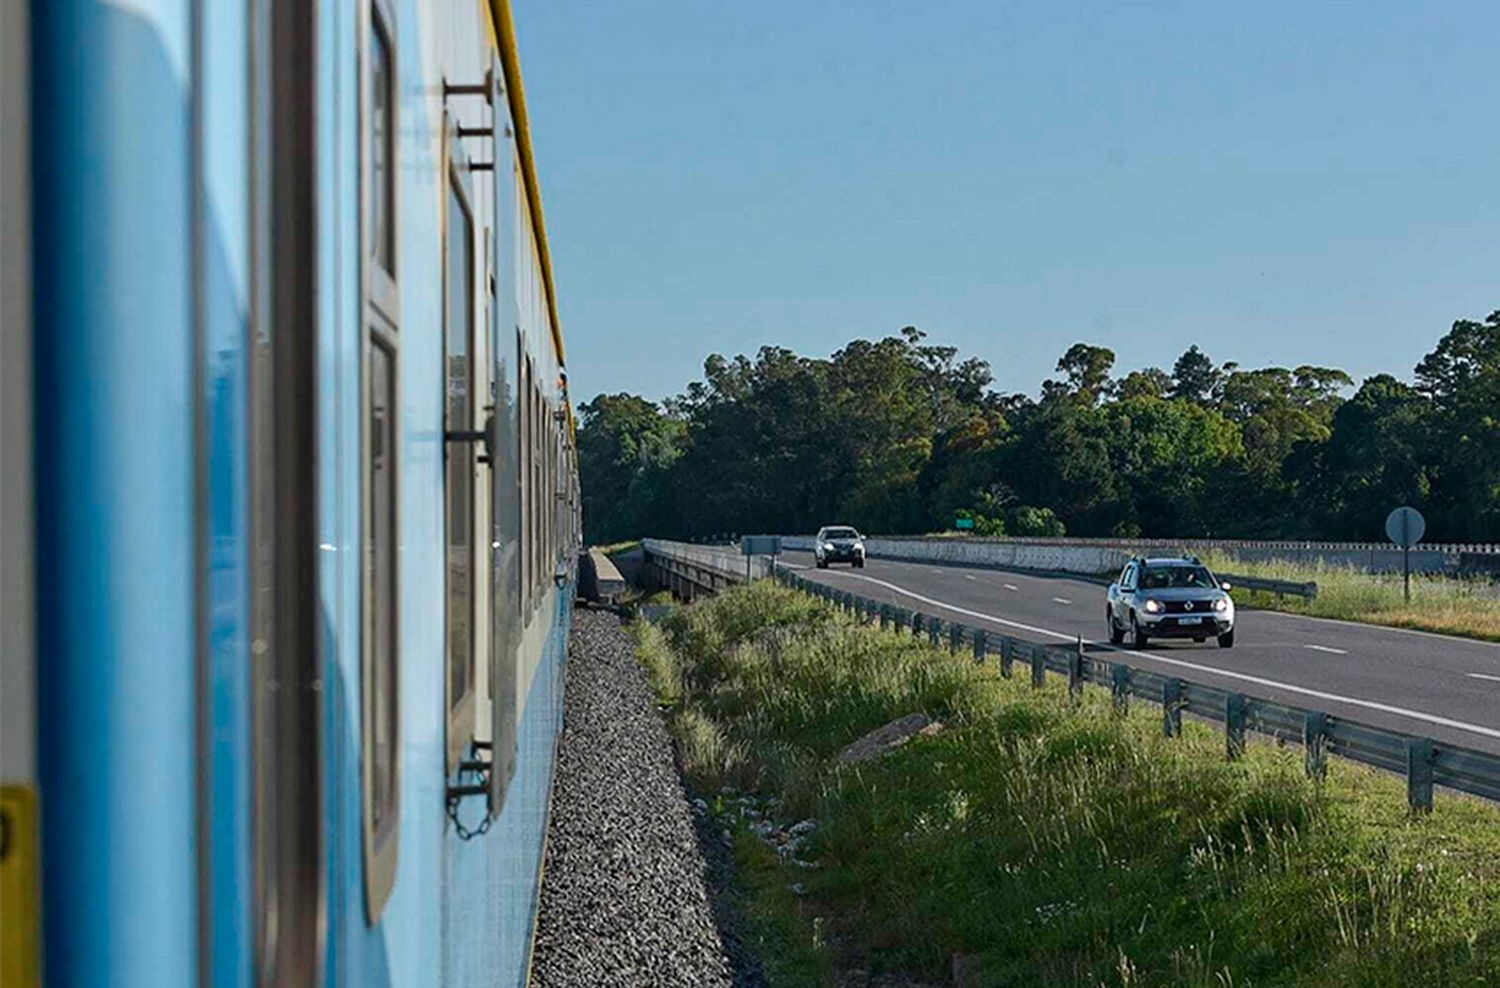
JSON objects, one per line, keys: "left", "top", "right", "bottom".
{"left": 1163, "top": 599, "right": 1216, "bottom": 614}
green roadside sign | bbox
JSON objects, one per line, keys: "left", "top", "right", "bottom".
{"left": 955, "top": 517, "right": 975, "bottom": 530}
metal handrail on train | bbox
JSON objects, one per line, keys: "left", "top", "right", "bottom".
{"left": 640, "top": 538, "right": 1500, "bottom": 813}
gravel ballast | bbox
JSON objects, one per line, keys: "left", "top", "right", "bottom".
{"left": 531, "top": 607, "right": 746, "bottom": 987}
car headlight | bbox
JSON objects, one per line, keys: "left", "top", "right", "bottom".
{"left": 1214, "top": 598, "right": 1230, "bottom": 613}
{"left": 1143, "top": 599, "right": 1163, "bottom": 614}
{"left": 822, "top": 543, "right": 834, "bottom": 551}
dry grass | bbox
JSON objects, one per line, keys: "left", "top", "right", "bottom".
{"left": 1203, "top": 552, "right": 1500, "bottom": 642}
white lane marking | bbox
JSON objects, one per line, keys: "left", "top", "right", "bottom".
{"left": 1467, "top": 673, "right": 1500, "bottom": 684}
{"left": 1304, "top": 644, "right": 1348, "bottom": 655}
{"left": 964, "top": 574, "right": 977, "bottom": 581}
{"left": 1004, "top": 584, "right": 1019, "bottom": 591}
{"left": 1052, "top": 597, "right": 1073, "bottom": 605}
{"left": 1230, "top": 603, "right": 1500, "bottom": 650}
{"left": 817, "top": 569, "right": 1500, "bottom": 742}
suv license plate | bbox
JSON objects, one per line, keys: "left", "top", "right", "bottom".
{"left": 1178, "top": 616, "right": 1203, "bottom": 625}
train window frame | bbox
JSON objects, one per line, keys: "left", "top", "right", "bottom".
{"left": 368, "top": 5, "right": 396, "bottom": 294}
{"left": 519, "top": 351, "right": 532, "bottom": 613}
{"left": 360, "top": 0, "right": 401, "bottom": 924}
{"left": 534, "top": 368, "right": 546, "bottom": 605}
{"left": 443, "top": 122, "right": 480, "bottom": 774}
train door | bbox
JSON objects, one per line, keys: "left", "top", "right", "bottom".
{"left": 488, "top": 61, "right": 523, "bottom": 814}
{"left": 0, "top": 3, "right": 39, "bottom": 983}
{"left": 250, "top": 0, "right": 326, "bottom": 983}
{"left": 360, "top": 0, "right": 402, "bottom": 927}
{"left": 444, "top": 124, "right": 484, "bottom": 776}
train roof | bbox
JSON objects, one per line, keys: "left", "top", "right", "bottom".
{"left": 487, "top": 0, "right": 566, "bottom": 371}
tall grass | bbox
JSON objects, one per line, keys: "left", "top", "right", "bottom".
{"left": 594, "top": 539, "right": 642, "bottom": 556}
{"left": 640, "top": 582, "right": 1500, "bottom": 987}
{"left": 1202, "top": 552, "right": 1500, "bottom": 642}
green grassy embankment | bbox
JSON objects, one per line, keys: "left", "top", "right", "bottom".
{"left": 594, "top": 539, "right": 643, "bottom": 556}
{"left": 1202, "top": 553, "right": 1500, "bottom": 643}
{"left": 638, "top": 581, "right": 1500, "bottom": 987}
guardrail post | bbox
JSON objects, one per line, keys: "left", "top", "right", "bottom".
{"left": 1304, "top": 712, "right": 1328, "bottom": 780}
{"left": 1030, "top": 645, "right": 1045, "bottom": 689}
{"left": 999, "top": 637, "right": 1014, "bottom": 678}
{"left": 1163, "top": 679, "right": 1183, "bottom": 737}
{"left": 950, "top": 624, "right": 963, "bottom": 654}
{"left": 972, "top": 629, "right": 986, "bottom": 664}
{"left": 928, "top": 618, "right": 942, "bottom": 646}
{"left": 1225, "top": 694, "right": 1247, "bottom": 761}
{"left": 1111, "top": 663, "right": 1130, "bottom": 714}
{"left": 1067, "top": 636, "right": 1084, "bottom": 698}
{"left": 1407, "top": 737, "right": 1435, "bottom": 814}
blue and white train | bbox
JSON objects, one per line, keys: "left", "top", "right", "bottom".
{"left": 2, "top": 1, "right": 580, "bottom": 985}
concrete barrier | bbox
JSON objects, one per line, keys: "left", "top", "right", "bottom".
{"left": 780, "top": 535, "right": 1129, "bottom": 577}
{"left": 640, "top": 539, "right": 774, "bottom": 601}
{"left": 579, "top": 548, "right": 629, "bottom": 603}
{"left": 780, "top": 534, "right": 1475, "bottom": 577}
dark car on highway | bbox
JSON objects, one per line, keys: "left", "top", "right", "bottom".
{"left": 1106, "top": 556, "right": 1236, "bottom": 648}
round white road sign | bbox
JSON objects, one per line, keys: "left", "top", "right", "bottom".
{"left": 1385, "top": 506, "right": 1426, "bottom": 548}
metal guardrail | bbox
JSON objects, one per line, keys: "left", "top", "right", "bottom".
{"left": 1219, "top": 573, "right": 1319, "bottom": 601}
{"left": 770, "top": 567, "right": 1500, "bottom": 811}
{"left": 639, "top": 539, "right": 1500, "bottom": 811}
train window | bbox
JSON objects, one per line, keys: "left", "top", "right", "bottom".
{"left": 532, "top": 380, "right": 543, "bottom": 598}
{"left": 361, "top": 0, "right": 400, "bottom": 923}
{"left": 521, "top": 355, "right": 536, "bottom": 611}
{"left": 524, "top": 369, "right": 533, "bottom": 604}
{"left": 370, "top": 14, "right": 394, "bottom": 276}
{"left": 367, "top": 340, "right": 399, "bottom": 834}
{"left": 444, "top": 174, "right": 477, "bottom": 768}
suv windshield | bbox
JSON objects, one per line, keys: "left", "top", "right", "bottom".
{"left": 822, "top": 528, "right": 858, "bottom": 540}
{"left": 1139, "top": 565, "right": 1216, "bottom": 590}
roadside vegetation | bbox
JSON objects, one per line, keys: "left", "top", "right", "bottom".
{"left": 594, "top": 538, "right": 642, "bottom": 556}
{"left": 1204, "top": 552, "right": 1500, "bottom": 643}
{"left": 639, "top": 581, "right": 1500, "bottom": 987}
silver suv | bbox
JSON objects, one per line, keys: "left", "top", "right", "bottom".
{"left": 1106, "top": 556, "right": 1235, "bottom": 648}
{"left": 814, "top": 526, "right": 865, "bottom": 568}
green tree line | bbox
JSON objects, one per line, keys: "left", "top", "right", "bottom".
{"left": 579, "top": 312, "right": 1500, "bottom": 545}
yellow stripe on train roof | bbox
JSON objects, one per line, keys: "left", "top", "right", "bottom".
{"left": 486, "top": 0, "right": 567, "bottom": 372}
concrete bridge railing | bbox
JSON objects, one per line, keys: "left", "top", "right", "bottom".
{"left": 777, "top": 534, "right": 1487, "bottom": 577}
{"left": 641, "top": 539, "right": 772, "bottom": 601}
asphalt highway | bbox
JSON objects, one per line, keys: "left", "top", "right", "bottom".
{"left": 781, "top": 550, "right": 1500, "bottom": 756}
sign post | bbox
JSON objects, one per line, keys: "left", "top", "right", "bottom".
{"left": 1384, "top": 506, "right": 1426, "bottom": 603}
{"left": 741, "top": 535, "right": 782, "bottom": 581}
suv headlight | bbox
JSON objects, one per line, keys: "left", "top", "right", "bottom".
{"left": 1214, "top": 598, "right": 1230, "bottom": 613}
{"left": 1143, "top": 599, "right": 1163, "bottom": 614}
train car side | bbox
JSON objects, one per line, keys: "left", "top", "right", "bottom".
{"left": 20, "top": 1, "right": 580, "bottom": 985}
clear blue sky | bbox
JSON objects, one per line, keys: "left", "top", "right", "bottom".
{"left": 515, "top": 1, "right": 1500, "bottom": 406}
